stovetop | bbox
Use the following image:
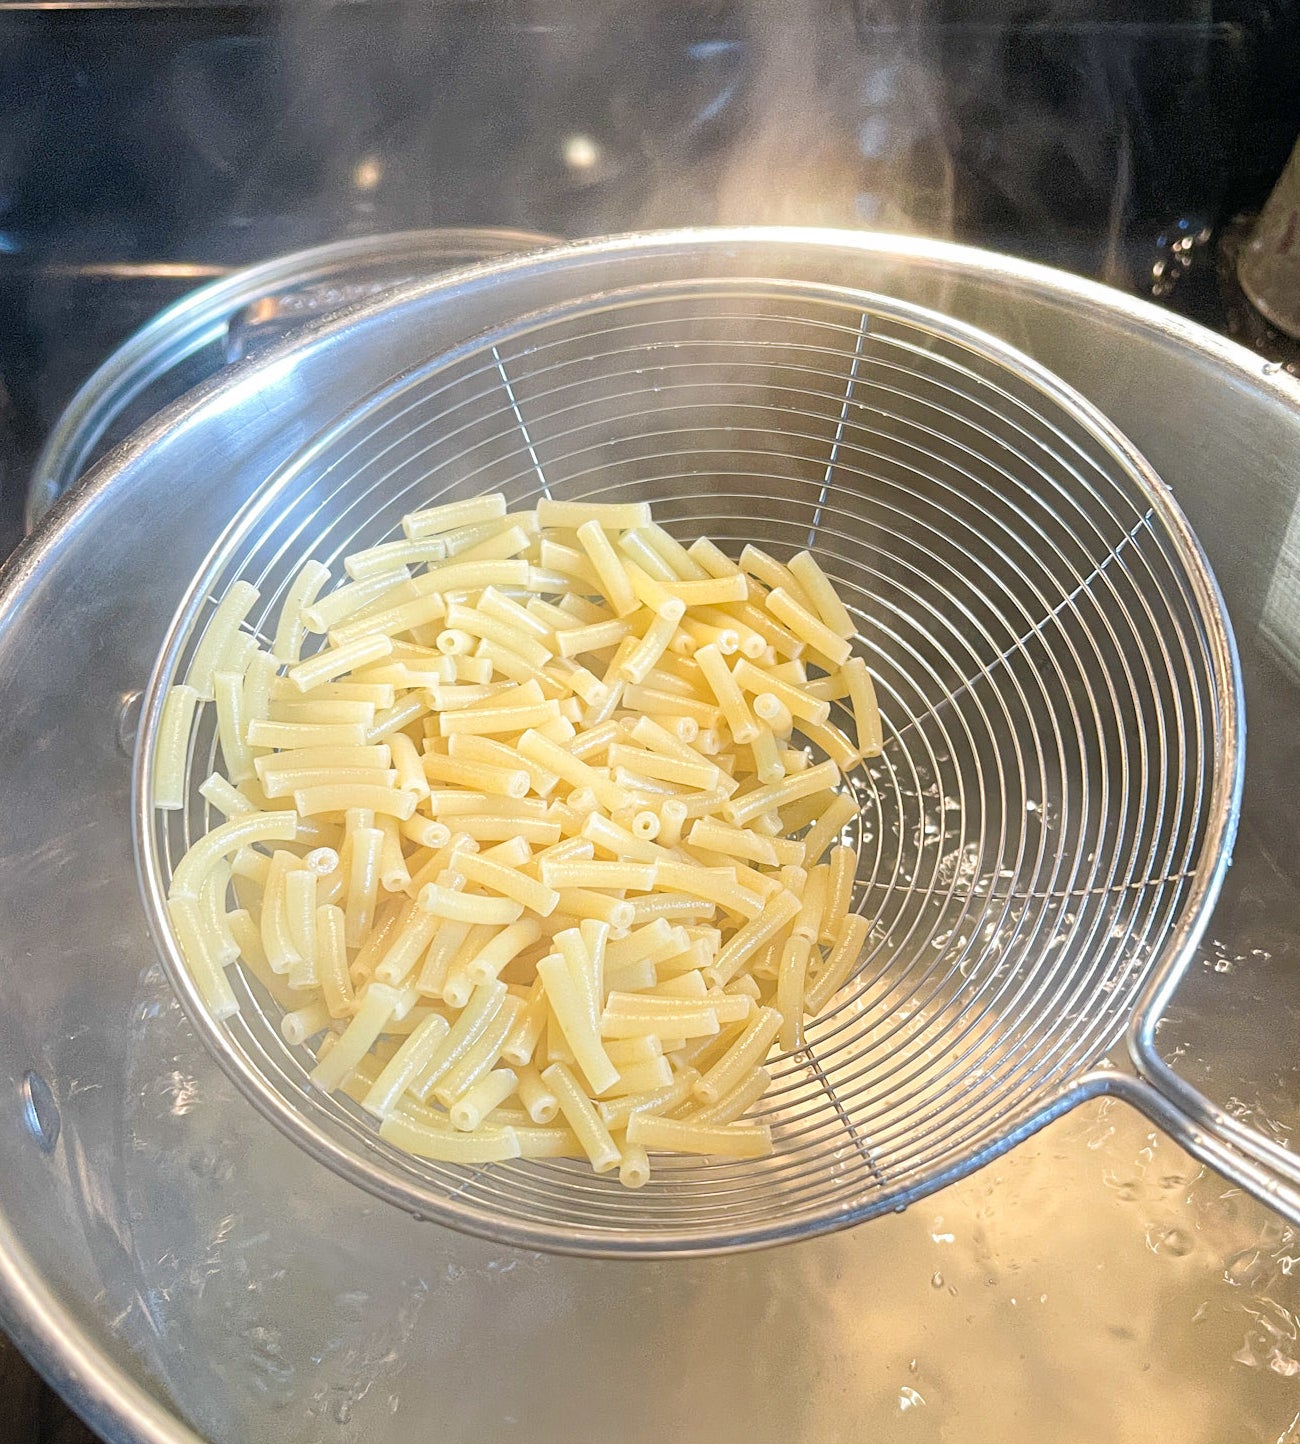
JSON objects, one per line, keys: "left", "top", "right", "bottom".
{"left": 0, "top": 0, "right": 1296, "bottom": 554}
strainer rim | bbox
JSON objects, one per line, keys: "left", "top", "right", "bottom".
{"left": 132, "top": 269, "right": 1243, "bottom": 1257}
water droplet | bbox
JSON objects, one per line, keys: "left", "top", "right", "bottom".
{"left": 116, "top": 689, "right": 143, "bottom": 756}
{"left": 898, "top": 1386, "right": 925, "bottom": 1411}
{"left": 930, "top": 1271, "right": 944, "bottom": 1289}
{"left": 1148, "top": 1226, "right": 1194, "bottom": 1258}
{"left": 1225, "top": 1247, "right": 1267, "bottom": 1288}
{"left": 21, "top": 1072, "right": 60, "bottom": 1151}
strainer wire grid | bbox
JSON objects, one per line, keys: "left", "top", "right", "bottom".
{"left": 135, "top": 276, "right": 1244, "bottom": 1255}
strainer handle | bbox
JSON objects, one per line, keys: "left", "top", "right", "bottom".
{"left": 1095, "top": 1070, "right": 1300, "bottom": 1226}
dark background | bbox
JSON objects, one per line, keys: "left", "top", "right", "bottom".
{"left": 0, "top": 0, "right": 1297, "bottom": 1437}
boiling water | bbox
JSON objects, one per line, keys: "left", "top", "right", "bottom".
{"left": 117, "top": 850, "right": 1300, "bottom": 1444}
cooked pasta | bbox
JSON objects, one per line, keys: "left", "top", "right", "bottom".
{"left": 158, "top": 494, "right": 884, "bottom": 1187}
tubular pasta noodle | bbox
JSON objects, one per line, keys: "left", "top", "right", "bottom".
{"left": 800, "top": 791, "right": 857, "bottom": 865}
{"left": 787, "top": 551, "right": 855, "bottom": 640}
{"left": 625, "top": 1112, "right": 772, "bottom": 1159}
{"left": 418, "top": 884, "right": 525, "bottom": 926}
{"left": 450, "top": 1068, "right": 519, "bottom": 1131}
{"left": 154, "top": 685, "right": 201, "bottom": 810}
{"left": 288, "top": 634, "right": 394, "bottom": 693}
{"left": 167, "top": 895, "right": 239, "bottom": 1019}
{"left": 380, "top": 1110, "right": 520, "bottom": 1163}
{"left": 445, "top": 601, "right": 553, "bottom": 666}
{"left": 344, "top": 538, "right": 448, "bottom": 580}
{"left": 403, "top": 493, "right": 507, "bottom": 539}
{"left": 294, "top": 784, "right": 416, "bottom": 820}
{"left": 825, "top": 844, "right": 857, "bottom": 942}
{"left": 273, "top": 560, "right": 331, "bottom": 663}
{"left": 805, "top": 912, "right": 872, "bottom": 1014}
{"left": 269, "top": 699, "right": 376, "bottom": 725}
{"left": 843, "top": 656, "right": 884, "bottom": 757}
{"left": 199, "top": 772, "right": 255, "bottom": 820}
{"left": 170, "top": 811, "right": 299, "bottom": 900}
{"left": 185, "top": 581, "right": 260, "bottom": 701}
{"left": 541, "top": 1062, "right": 621, "bottom": 1172}
{"left": 430, "top": 997, "right": 523, "bottom": 1107}
{"left": 328, "top": 593, "right": 448, "bottom": 648}
{"left": 776, "top": 935, "right": 813, "bottom": 1050}
{"left": 688, "top": 1065, "right": 771, "bottom": 1126}
{"left": 576, "top": 519, "right": 639, "bottom": 618}
{"left": 738, "top": 545, "right": 812, "bottom": 609}
{"left": 636, "top": 523, "right": 709, "bottom": 581}
{"left": 537, "top": 498, "right": 652, "bottom": 531}
{"left": 596, "top": 1068, "right": 699, "bottom": 1130}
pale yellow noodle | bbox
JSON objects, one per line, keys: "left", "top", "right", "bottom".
{"left": 536, "top": 498, "right": 651, "bottom": 531}
{"left": 199, "top": 772, "right": 256, "bottom": 819}
{"left": 450, "top": 1068, "right": 519, "bottom": 1131}
{"left": 625, "top": 1112, "right": 772, "bottom": 1159}
{"left": 185, "top": 581, "right": 260, "bottom": 700}
{"left": 843, "top": 656, "right": 884, "bottom": 757}
{"left": 787, "top": 551, "right": 856, "bottom": 639}
{"left": 403, "top": 492, "right": 506, "bottom": 540}
{"left": 167, "top": 895, "right": 239, "bottom": 1019}
{"left": 804, "top": 912, "right": 871, "bottom": 1014}
{"left": 380, "top": 1111, "right": 520, "bottom": 1163}
{"left": 541, "top": 1062, "right": 621, "bottom": 1172}
{"left": 800, "top": 791, "right": 857, "bottom": 865}
{"left": 430, "top": 998, "right": 522, "bottom": 1107}
{"left": 776, "top": 935, "right": 813, "bottom": 1050}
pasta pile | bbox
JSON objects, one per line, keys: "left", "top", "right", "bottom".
{"left": 155, "top": 494, "right": 881, "bottom": 1187}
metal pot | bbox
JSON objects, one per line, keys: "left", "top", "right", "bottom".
{"left": 2, "top": 229, "right": 1298, "bottom": 1443}
{"left": 23, "top": 227, "right": 558, "bottom": 533}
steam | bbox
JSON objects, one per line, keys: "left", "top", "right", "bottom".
{"left": 706, "top": 8, "right": 957, "bottom": 234}
{"left": 243, "top": 0, "right": 1179, "bottom": 290}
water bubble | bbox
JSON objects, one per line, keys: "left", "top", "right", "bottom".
{"left": 116, "top": 689, "right": 143, "bottom": 756}
{"left": 898, "top": 1386, "right": 925, "bottom": 1411}
{"left": 1148, "top": 1226, "right": 1194, "bottom": 1258}
{"left": 21, "top": 1071, "right": 60, "bottom": 1152}
{"left": 1225, "top": 1247, "right": 1267, "bottom": 1288}
{"left": 1109, "top": 1177, "right": 1140, "bottom": 1203}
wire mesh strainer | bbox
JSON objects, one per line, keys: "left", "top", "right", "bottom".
{"left": 137, "top": 275, "right": 1262, "bottom": 1256}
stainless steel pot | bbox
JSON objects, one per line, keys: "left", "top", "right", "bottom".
{"left": 23, "top": 227, "right": 558, "bottom": 533}
{"left": 3, "top": 229, "right": 1299, "bottom": 1443}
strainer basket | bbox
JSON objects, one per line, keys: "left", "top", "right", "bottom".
{"left": 136, "top": 273, "right": 1285, "bottom": 1257}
